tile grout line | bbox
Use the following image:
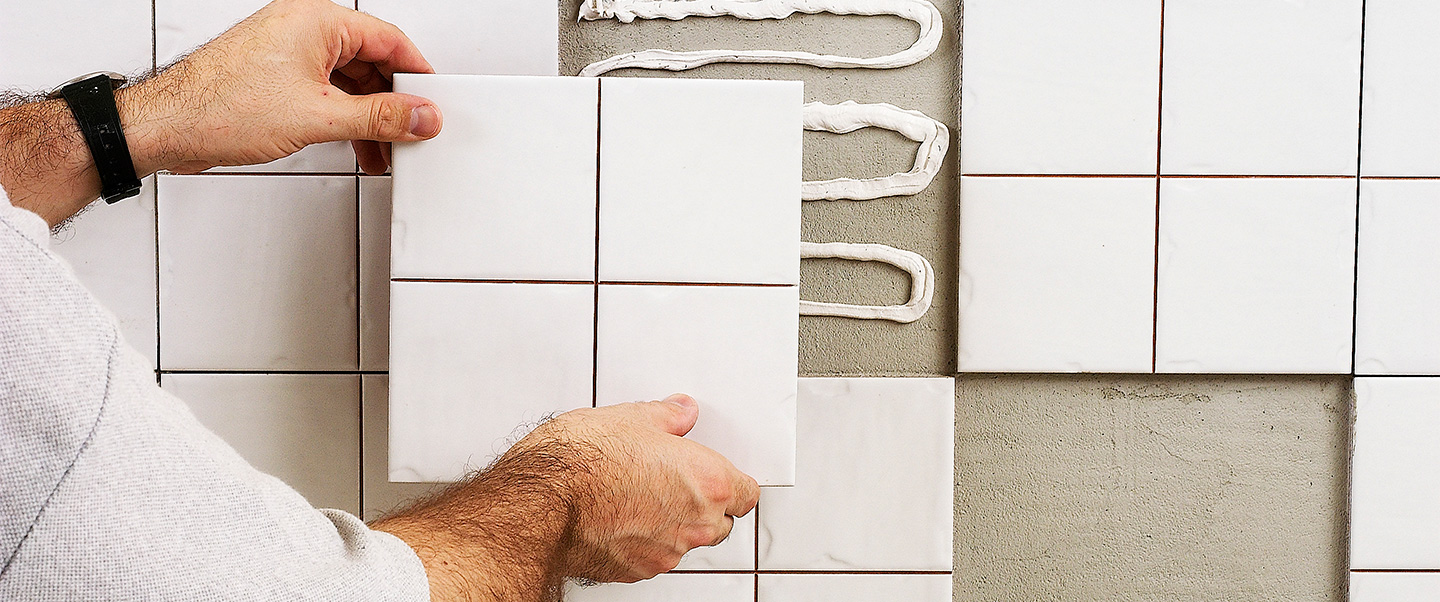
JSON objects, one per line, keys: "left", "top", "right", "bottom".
{"left": 1151, "top": 0, "right": 1166, "bottom": 374}
{"left": 355, "top": 174, "right": 364, "bottom": 516}
{"left": 593, "top": 79, "right": 602, "bottom": 410}
{"left": 391, "top": 278, "right": 796, "bottom": 288}
{"left": 1350, "top": 0, "right": 1369, "bottom": 377}
{"left": 962, "top": 173, "right": 1371, "bottom": 179}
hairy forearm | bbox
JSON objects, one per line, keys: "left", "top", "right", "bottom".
{"left": 0, "top": 83, "right": 178, "bottom": 227}
{"left": 372, "top": 440, "right": 591, "bottom": 602}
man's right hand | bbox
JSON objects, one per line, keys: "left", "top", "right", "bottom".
{"left": 371, "top": 395, "right": 760, "bottom": 602}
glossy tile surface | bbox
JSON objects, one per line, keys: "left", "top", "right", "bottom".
{"left": 0, "top": 0, "right": 152, "bottom": 92}
{"left": 758, "top": 378, "right": 953, "bottom": 570}
{"left": 390, "top": 74, "right": 598, "bottom": 281}
{"left": 1350, "top": 572, "right": 1440, "bottom": 601}
{"left": 161, "top": 373, "right": 361, "bottom": 515}
{"left": 388, "top": 281, "right": 594, "bottom": 482}
{"left": 675, "top": 510, "right": 756, "bottom": 571}
{"left": 1160, "top": 0, "right": 1362, "bottom": 175}
{"left": 758, "top": 574, "right": 953, "bottom": 602}
{"left": 596, "top": 285, "right": 799, "bottom": 486}
{"left": 1355, "top": 180, "right": 1440, "bottom": 375}
{"left": 361, "top": 375, "right": 445, "bottom": 521}
{"left": 50, "top": 179, "right": 158, "bottom": 366}
{"left": 598, "top": 77, "right": 802, "bottom": 285}
{"left": 1351, "top": 377, "right": 1440, "bottom": 569}
{"left": 564, "top": 573, "right": 753, "bottom": 602}
{"left": 358, "top": 0, "right": 559, "bottom": 76}
{"left": 360, "top": 176, "right": 392, "bottom": 371}
{"left": 959, "top": 0, "right": 1160, "bottom": 175}
{"left": 158, "top": 175, "right": 358, "bottom": 371}
{"left": 1360, "top": 0, "right": 1440, "bottom": 176}
{"left": 958, "top": 177, "right": 1156, "bottom": 373}
{"left": 1155, "top": 178, "right": 1355, "bottom": 373}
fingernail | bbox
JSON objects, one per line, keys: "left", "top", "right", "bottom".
{"left": 664, "top": 394, "right": 696, "bottom": 409}
{"left": 409, "top": 105, "right": 440, "bottom": 137}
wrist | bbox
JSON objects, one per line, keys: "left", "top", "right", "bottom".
{"left": 115, "top": 82, "right": 186, "bottom": 177}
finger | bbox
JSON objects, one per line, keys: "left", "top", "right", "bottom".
{"left": 635, "top": 394, "right": 699, "bottom": 436}
{"left": 354, "top": 140, "right": 388, "bottom": 175}
{"left": 320, "top": 91, "right": 442, "bottom": 143}
{"left": 333, "top": 8, "right": 435, "bottom": 78}
{"left": 708, "top": 515, "right": 736, "bottom": 547}
{"left": 724, "top": 469, "right": 761, "bottom": 517}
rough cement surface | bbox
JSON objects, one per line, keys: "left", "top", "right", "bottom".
{"left": 560, "top": 3, "right": 1352, "bottom": 599}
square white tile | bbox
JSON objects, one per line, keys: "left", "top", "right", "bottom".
{"left": 1351, "top": 377, "right": 1440, "bottom": 569}
{"left": 390, "top": 74, "right": 598, "bottom": 281}
{"left": 388, "top": 281, "right": 594, "bottom": 482}
{"left": 595, "top": 284, "right": 798, "bottom": 486}
{"left": 1160, "top": 0, "right": 1362, "bottom": 175}
{"left": 1355, "top": 180, "right": 1440, "bottom": 375}
{"left": 0, "top": 0, "right": 151, "bottom": 92}
{"left": 360, "top": 176, "right": 392, "bottom": 371}
{"left": 361, "top": 375, "right": 445, "bottom": 521}
{"left": 1154, "top": 178, "right": 1355, "bottom": 373}
{"left": 157, "top": 175, "right": 358, "bottom": 371}
{"left": 758, "top": 574, "right": 952, "bottom": 602}
{"left": 676, "top": 509, "right": 755, "bottom": 571}
{"left": 757, "top": 378, "right": 953, "bottom": 571}
{"left": 358, "top": 0, "right": 558, "bottom": 76}
{"left": 958, "top": 0, "right": 1160, "bottom": 175}
{"left": 564, "top": 573, "right": 753, "bottom": 602}
{"left": 1360, "top": 0, "right": 1440, "bottom": 176}
{"left": 598, "top": 77, "right": 802, "bottom": 285}
{"left": 1350, "top": 572, "right": 1440, "bottom": 601}
{"left": 50, "top": 178, "right": 158, "bottom": 367}
{"left": 957, "top": 177, "right": 1156, "bottom": 373}
{"left": 156, "top": 0, "right": 356, "bottom": 173}
{"left": 160, "top": 373, "right": 361, "bottom": 515}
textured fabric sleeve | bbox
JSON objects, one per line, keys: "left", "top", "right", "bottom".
{"left": 0, "top": 197, "right": 431, "bottom": 601}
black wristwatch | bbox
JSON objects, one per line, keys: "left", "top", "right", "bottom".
{"left": 48, "top": 72, "right": 142, "bottom": 204}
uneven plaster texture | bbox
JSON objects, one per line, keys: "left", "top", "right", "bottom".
{"left": 561, "top": 3, "right": 1352, "bottom": 600}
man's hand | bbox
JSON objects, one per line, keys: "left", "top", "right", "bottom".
{"left": 372, "top": 395, "right": 761, "bottom": 602}
{"left": 0, "top": 0, "right": 442, "bottom": 226}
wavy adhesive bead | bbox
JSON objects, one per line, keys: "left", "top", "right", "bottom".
{"left": 799, "top": 241, "right": 935, "bottom": 323}
{"left": 802, "top": 101, "right": 949, "bottom": 201}
{"left": 578, "top": 0, "right": 944, "bottom": 76}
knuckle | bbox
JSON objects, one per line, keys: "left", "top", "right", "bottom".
{"left": 369, "top": 101, "right": 407, "bottom": 139}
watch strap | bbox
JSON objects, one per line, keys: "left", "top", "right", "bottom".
{"left": 59, "top": 74, "right": 142, "bottom": 204}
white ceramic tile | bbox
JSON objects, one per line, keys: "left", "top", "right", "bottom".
{"left": 1352, "top": 377, "right": 1440, "bottom": 569}
{"left": 758, "top": 378, "right": 953, "bottom": 571}
{"left": 361, "top": 375, "right": 445, "bottom": 521}
{"left": 160, "top": 373, "right": 361, "bottom": 515}
{"left": 1155, "top": 178, "right": 1355, "bottom": 373}
{"left": 358, "top": 0, "right": 558, "bottom": 76}
{"left": 1360, "top": 0, "right": 1440, "bottom": 176}
{"left": 959, "top": 0, "right": 1160, "bottom": 175}
{"left": 1355, "top": 180, "right": 1440, "bottom": 375}
{"left": 360, "top": 176, "right": 391, "bottom": 371}
{"left": 1350, "top": 572, "right": 1440, "bottom": 601}
{"left": 1160, "top": 0, "right": 1362, "bottom": 175}
{"left": 158, "top": 175, "right": 358, "bottom": 371}
{"left": 389, "top": 281, "right": 594, "bottom": 482}
{"left": 564, "top": 573, "right": 753, "bottom": 602}
{"left": 957, "top": 177, "right": 1156, "bottom": 373}
{"left": 675, "top": 510, "right": 755, "bottom": 571}
{"left": 595, "top": 285, "right": 798, "bottom": 486}
{"left": 0, "top": 0, "right": 151, "bottom": 92}
{"left": 390, "top": 74, "right": 597, "bottom": 281}
{"left": 599, "top": 77, "right": 802, "bottom": 285}
{"left": 50, "top": 178, "right": 158, "bottom": 366}
{"left": 155, "top": 0, "right": 355, "bottom": 173}
{"left": 758, "top": 574, "right": 952, "bottom": 602}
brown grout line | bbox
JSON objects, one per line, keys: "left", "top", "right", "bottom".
{"left": 154, "top": 174, "right": 163, "bottom": 382}
{"left": 962, "top": 173, "right": 1363, "bottom": 179}
{"left": 1152, "top": 0, "right": 1166, "bottom": 374}
{"left": 600, "top": 281, "right": 796, "bottom": 288}
{"left": 391, "top": 278, "right": 596, "bottom": 285}
{"left": 1351, "top": 0, "right": 1369, "bottom": 376}
{"left": 963, "top": 173, "right": 1154, "bottom": 179}
{"left": 158, "top": 171, "right": 362, "bottom": 177}
{"left": 593, "top": 78, "right": 602, "bottom": 410}
{"left": 160, "top": 369, "right": 390, "bottom": 375}
{"left": 667, "top": 570, "right": 954, "bottom": 575}
{"left": 1361, "top": 175, "right": 1440, "bottom": 180}
{"left": 354, "top": 175, "right": 364, "bottom": 515}
{"left": 1351, "top": 569, "right": 1440, "bottom": 573}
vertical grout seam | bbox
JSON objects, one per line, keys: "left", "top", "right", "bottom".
{"left": 1350, "top": 0, "right": 1369, "bottom": 377}
{"left": 1151, "top": 0, "right": 1166, "bottom": 374}
{"left": 356, "top": 175, "right": 365, "bottom": 515}
{"left": 592, "top": 79, "right": 602, "bottom": 409}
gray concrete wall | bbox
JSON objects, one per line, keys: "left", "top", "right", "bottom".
{"left": 561, "top": 3, "right": 1352, "bottom": 599}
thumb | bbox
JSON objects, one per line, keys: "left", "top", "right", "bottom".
{"left": 642, "top": 394, "right": 700, "bottom": 437}
{"left": 324, "top": 92, "right": 442, "bottom": 143}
